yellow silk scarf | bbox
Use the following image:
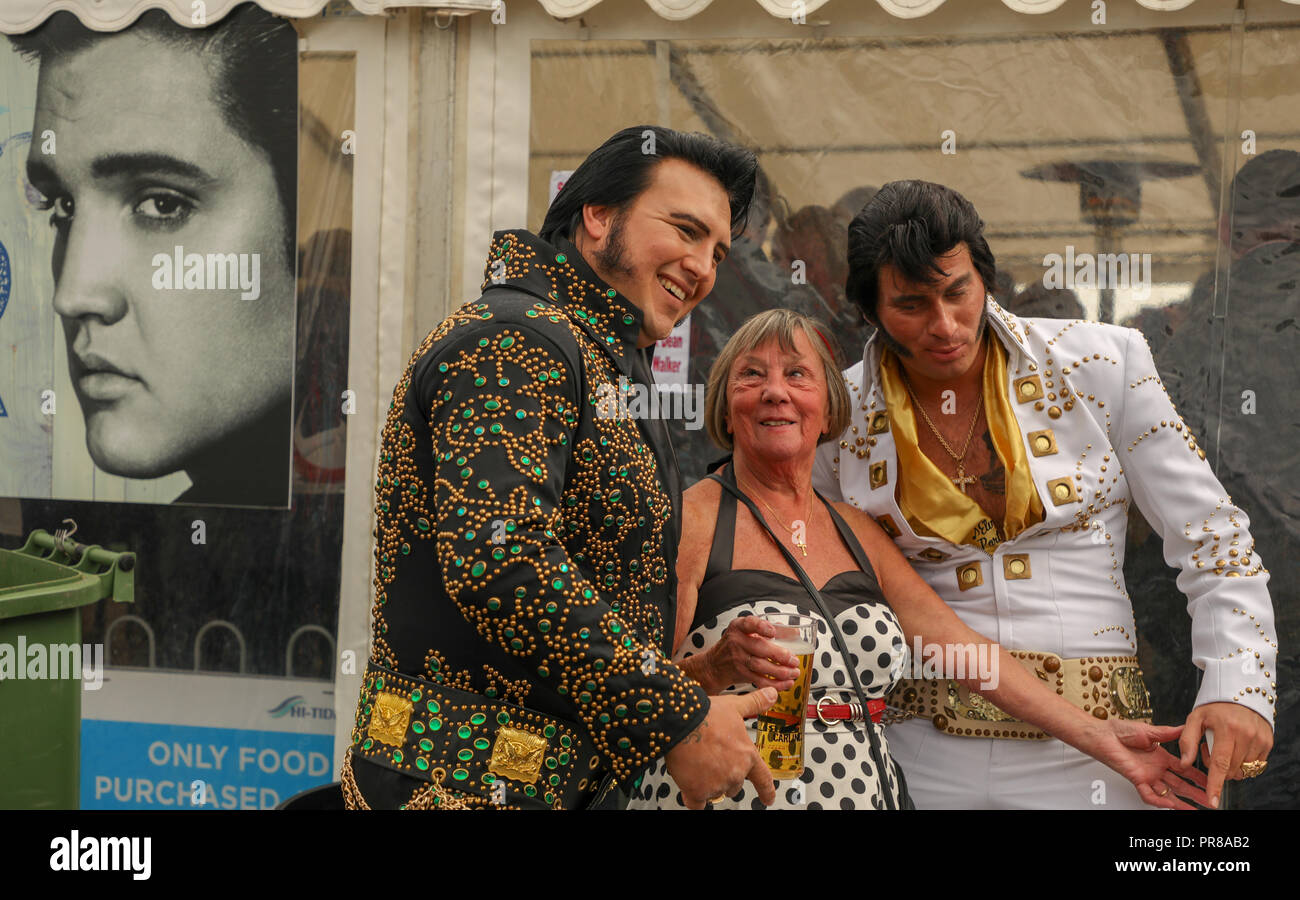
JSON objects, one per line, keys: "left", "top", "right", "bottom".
{"left": 879, "top": 336, "right": 1044, "bottom": 552}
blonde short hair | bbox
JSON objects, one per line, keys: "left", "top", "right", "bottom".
{"left": 704, "top": 308, "right": 851, "bottom": 453}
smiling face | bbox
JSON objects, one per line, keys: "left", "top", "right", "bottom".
{"left": 27, "top": 32, "right": 294, "bottom": 478}
{"left": 579, "top": 158, "right": 732, "bottom": 348}
{"left": 875, "top": 242, "right": 987, "bottom": 387}
{"left": 726, "top": 330, "right": 831, "bottom": 466}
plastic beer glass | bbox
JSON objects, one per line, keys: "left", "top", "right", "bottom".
{"left": 753, "top": 613, "right": 815, "bottom": 779}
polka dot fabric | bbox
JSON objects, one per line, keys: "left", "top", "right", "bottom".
{"left": 630, "top": 597, "right": 908, "bottom": 810}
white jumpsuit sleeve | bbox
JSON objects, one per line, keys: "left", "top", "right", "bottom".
{"left": 1114, "top": 328, "right": 1277, "bottom": 728}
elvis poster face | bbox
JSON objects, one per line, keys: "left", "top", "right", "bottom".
{"left": 0, "top": 6, "right": 297, "bottom": 507}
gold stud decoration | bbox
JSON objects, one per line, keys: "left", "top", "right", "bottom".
{"left": 1027, "top": 429, "right": 1058, "bottom": 457}
{"left": 368, "top": 692, "right": 414, "bottom": 748}
{"left": 1046, "top": 477, "right": 1079, "bottom": 506}
{"left": 869, "top": 460, "right": 888, "bottom": 490}
{"left": 1003, "top": 554, "right": 1031, "bottom": 579}
{"left": 957, "top": 562, "right": 983, "bottom": 591}
{"left": 488, "top": 726, "right": 548, "bottom": 784}
{"left": 1013, "top": 375, "right": 1044, "bottom": 403}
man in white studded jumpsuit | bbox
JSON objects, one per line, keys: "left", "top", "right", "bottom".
{"left": 813, "top": 180, "right": 1276, "bottom": 809}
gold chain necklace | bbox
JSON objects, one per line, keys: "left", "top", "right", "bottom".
{"left": 738, "top": 476, "right": 810, "bottom": 556}
{"left": 900, "top": 372, "right": 985, "bottom": 494}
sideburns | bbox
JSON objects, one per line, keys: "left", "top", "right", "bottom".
{"left": 874, "top": 319, "right": 912, "bottom": 359}
{"left": 593, "top": 212, "right": 634, "bottom": 281}
{"left": 873, "top": 308, "right": 988, "bottom": 357}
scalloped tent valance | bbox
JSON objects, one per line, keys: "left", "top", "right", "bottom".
{"left": 0, "top": 0, "right": 491, "bottom": 33}
{"left": 3, "top": 0, "right": 1299, "bottom": 32}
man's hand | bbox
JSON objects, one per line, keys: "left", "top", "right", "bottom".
{"left": 1179, "top": 701, "right": 1273, "bottom": 809}
{"left": 664, "top": 688, "right": 778, "bottom": 809}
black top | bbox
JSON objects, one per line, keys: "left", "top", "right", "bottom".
{"left": 693, "top": 463, "right": 888, "bottom": 629}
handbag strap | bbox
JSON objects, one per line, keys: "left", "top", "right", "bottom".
{"left": 706, "top": 469, "right": 900, "bottom": 810}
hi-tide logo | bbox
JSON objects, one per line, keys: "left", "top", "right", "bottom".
{"left": 269, "top": 695, "right": 334, "bottom": 721}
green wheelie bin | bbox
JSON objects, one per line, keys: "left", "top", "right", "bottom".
{"left": 0, "top": 530, "right": 135, "bottom": 809}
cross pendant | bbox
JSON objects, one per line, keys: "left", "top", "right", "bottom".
{"left": 952, "top": 467, "right": 977, "bottom": 494}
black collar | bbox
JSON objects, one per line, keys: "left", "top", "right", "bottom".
{"left": 480, "top": 230, "right": 646, "bottom": 378}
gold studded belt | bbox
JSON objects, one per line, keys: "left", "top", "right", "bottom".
{"left": 350, "top": 662, "right": 614, "bottom": 809}
{"left": 887, "top": 651, "right": 1153, "bottom": 740}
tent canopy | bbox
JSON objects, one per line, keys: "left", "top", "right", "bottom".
{"left": 5, "top": 0, "right": 1300, "bottom": 32}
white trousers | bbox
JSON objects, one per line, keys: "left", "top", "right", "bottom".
{"left": 888, "top": 718, "right": 1152, "bottom": 810}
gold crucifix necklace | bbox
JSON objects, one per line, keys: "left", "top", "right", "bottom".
{"left": 738, "top": 476, "right": 811, "bottom": 556}
{"left": 901, "top": 373, "right": 985, "bottom": 494}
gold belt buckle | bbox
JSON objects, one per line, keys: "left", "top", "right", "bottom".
{"left": 1109, "top": 665, "right": 1153, "bottom": 719}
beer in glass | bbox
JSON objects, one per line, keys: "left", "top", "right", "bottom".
{"left": 753, "top": 613, "right": 815, "bottom": 779}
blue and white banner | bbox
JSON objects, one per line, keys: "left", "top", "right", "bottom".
{"left": 81, "top": 668, "right": 335, "bottom": 810}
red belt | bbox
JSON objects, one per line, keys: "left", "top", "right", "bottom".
{"left": 805, "top": 697, "right": 886, "bottom": 724}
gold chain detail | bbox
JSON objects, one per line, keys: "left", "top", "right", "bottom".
{"left": 881, "top": 706, "right": 918, "bottom": 726}
{"left": 402, "top": 768, "right": 470, "bottom": 810}
{"left": 340, "top": 749, "right": 371, "bottom": 810}
{"left": 737, "top": 476, "right": 811, "bottom": 557}
{"left": 340, "top": 749, "right": 469, "bottom": 810}
{"left": 901, "top": 371, "right": 984, "bottom": 493}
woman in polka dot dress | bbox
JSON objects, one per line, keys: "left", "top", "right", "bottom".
{"left": 630, "top": 460, "right": 911, "bottom": 810}
{"left": 632, "top": 310, "right": 1211, "bottom": 810}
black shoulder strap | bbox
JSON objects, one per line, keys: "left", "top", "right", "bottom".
{"left": 703, "top": 465, "right": 739, "bottom": 582}
{"left": 818, "top": 496, "right": 883, "bottom": 592}
{"left": 705, "top": 472, "right": 900, "bottom": 810}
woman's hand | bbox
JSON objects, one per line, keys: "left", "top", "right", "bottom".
{"left": 1093, "top": 720, "right": 1211, "bottom": 809}
{"left": 680, "top": 617, "right": 803, "bottom": 694}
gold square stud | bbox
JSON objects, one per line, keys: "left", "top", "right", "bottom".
{"left": 868, "top": 411, "right": 890, "bottom": 434}
{"left": 1003, "top": 554, "right": 1032, "bottom": 579}
{"left": 918, "top": 548, "right": 950, "bottom": 562}
{"left": 1013, "top": 375, "right": 1044, "bottom": 403}
{"left": 1046, "top": 477, "right": 1079, "bottom": 506}
{"left": 1027, "top": 429, "right": 1058, "bottom": 457}
{"left": 488, "top": 726, "right": 548, "bottom": 784}
{"left": 869, "top": 460, "right": 888, "bottom": 490}
{"left": 956, "top": 562, "right": 983, "bottom": 591}
{"left": 876, "top": 515, "right": 900, "bottom": 538}
{"left": 367, "top": 692, "right": 413, "bottom": 747}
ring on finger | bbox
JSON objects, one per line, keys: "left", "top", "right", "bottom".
{"left": 1238, "top": 760, "right": 1267, "bottom": 778}
{"left": 1156, "top": 785, "right": 1170, "bottom": 798}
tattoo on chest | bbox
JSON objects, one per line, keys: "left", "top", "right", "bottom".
{"left": 978, "top": 430, "right": 1006, "bottom": 495}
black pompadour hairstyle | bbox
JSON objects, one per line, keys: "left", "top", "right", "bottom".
{"left": 8, "top": 3, "right": 298, "bottom": 265}
{"left": 539, "top": 125, "right": 758, "bottom": 245}
{"left": 845, "top": 180, "right": 997, "bottom": 324}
